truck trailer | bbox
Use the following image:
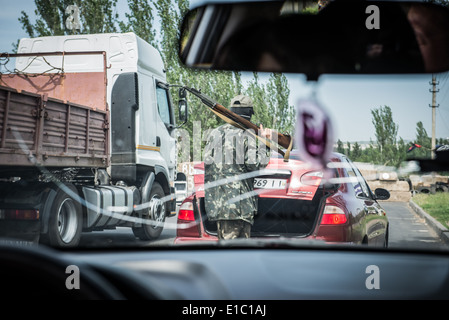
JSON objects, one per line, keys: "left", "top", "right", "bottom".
{"left": 0, "top": 32, "right": 186, "bottom": 247}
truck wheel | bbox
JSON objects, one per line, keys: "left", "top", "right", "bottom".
{"left": 41, "top": 184, "right": 82, "bottom": 248}
{"left": 132, "top": 182, "right": 166, "bottom": 240}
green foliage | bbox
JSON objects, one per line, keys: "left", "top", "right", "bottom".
{"left": 346, "top": 141, "right": 351, "bottom": 157}
{"left": 16, "top": 0, "right": 297, "bottom": 161}
{"left": 19, "top": 0, "right": 118, "bottom": 37}
{"left": 369, "top": 105, "right": 409, "bottom": 167}
{"left": 371, "top": 105, "right": 397, "bottom": 145}
{"left": 413, "top": 193, "right": 449, "bottom": 229}
{"left": 336, "top": 139, "right": 345, "bottom": 154}
{"left": 119, "top": 0, "right": 156, "bottom": 45}
{"left": 301, "top": 6, "right": 319, "bottom": 15}
{"left": 245, "top": 73, "right": 271, "bottom": 128}
{"left": 412, "top": 121, "right": 431, "bottom": 158}
{"left": 265, "top": 73, "right": 295, "bottom": 134}
{"left": 334, "top": 107, "right": 449, "bottom": 169}
{"left": 244, "top": 73, "right": 295, "bottom": 135}
{"left": 81, "top": 0, "right": 118, "bottom": 34}
{"left": 352, "top": 142, "right": 361, "bottom": 159}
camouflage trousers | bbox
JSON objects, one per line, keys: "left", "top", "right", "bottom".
{"left": 217, "top": 220, "right": 251, "bottom": 240}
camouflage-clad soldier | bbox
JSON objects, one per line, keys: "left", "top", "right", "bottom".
{"left": 204, "top": 95, "right": 272, "bottom": 240}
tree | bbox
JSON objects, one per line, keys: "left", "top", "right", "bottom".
{"left": 152, "top": 0, "right": 246, "bottom": 161}
{"left": 336, "top": 139, "right": 345, "bottom": 154}
{"left": 346, "top": 141, "right": 351, "bottom": 157}
{"left": 118, "top": 0, "right": 156, "bottom": 46}
{"left": 413, "top": 121, "right": 431, "bottom": 158}
{"left": 371, "top": 106, "right": 399, "bottom": 165}
{"left": 265, "top": 73, "right": 295, "bottom": 134}
{"left": 234, "top": 72, "right": 243, "bottom": 95}
{"left": 437, "top": 137, "right": 449, "bottom": 145}
{"left": 18, "top": 0, "right": 118, "bottom": 37}
{"left": 81, "top": 0, "right": 118, "bottom": 34}
{"left": 242, "top": 72, "right": 295, "bottom": 136}
{"left": 363, "top": 140, "right": 381, "bottom": 164}
{"left": 153, "top": 0, "right": 194, "bottom": 85}
{"left": 352, "top": 142, "right": 362, "bottom": 160}
{"left": 395, "top": 137, "right": 408, "bottom": 167}
{"left": 245, "top": 73, "right": 271, "bottom": 128}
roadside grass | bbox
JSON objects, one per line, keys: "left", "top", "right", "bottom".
{"left": 413, "top": 193, "right": 449, "bottom": 229}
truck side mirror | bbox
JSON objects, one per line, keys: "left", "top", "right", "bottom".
{"left": 178, "top": 88, "right": 188, "bottom": 125}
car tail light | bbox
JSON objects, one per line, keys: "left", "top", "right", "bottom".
{"left": 177, "top": 201, "right": 201, "bottom": 238}
{"left": 0, "top": 209, "right": 39, "bottom": 220}
{"left": 300, "top": 171, "right": 323, "bottom": 186}
{"left": 178, "top": 201, "right": 194, "bottom": 221}
{"left": 321, "top": 205, "right": 347, "bottom": 225}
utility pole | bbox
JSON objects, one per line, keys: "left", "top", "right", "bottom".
{"left": 429, "top": 75, "right": 439, "bottom": 159}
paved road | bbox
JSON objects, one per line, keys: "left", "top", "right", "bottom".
{"left": 79, "top": 214, "right": 178, "bottom": 247}
{"left": 382, "top": 201, "right": 446, "bottom": 250}
{"left": 79, "top": 201, "right": 447, "bottom": 250}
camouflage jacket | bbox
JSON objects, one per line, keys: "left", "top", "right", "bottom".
{"left": 204, "top": 123, "right": 270, "bottom": 225}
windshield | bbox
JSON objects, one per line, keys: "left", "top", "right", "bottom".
{"left": 0, "top": 0, "right": 447, "bottom": 253}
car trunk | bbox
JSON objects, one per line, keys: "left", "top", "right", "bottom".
{"left": 193, "top": 153, "right": 338, "bottom": 238}
{"left": 198, "top": 189, "right": 328, "bottom": 237}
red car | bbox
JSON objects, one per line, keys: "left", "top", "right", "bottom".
{"left": 175, "top": 151, "right": 390, "bottom": 246}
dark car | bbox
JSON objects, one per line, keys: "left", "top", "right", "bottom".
{"left": 175, "top": 151, "right": 390, "bottom": 245}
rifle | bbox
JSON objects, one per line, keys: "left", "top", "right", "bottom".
{"left": 182, "top": 86, "right": 293, "bottom": 158}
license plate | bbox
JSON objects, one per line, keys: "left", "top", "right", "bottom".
{"left": 254, "top": 178, "right": 287, "bottom": 189}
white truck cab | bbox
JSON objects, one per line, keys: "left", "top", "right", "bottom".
{"left": 17, "top": 32, "right": 177, "bottom": 187}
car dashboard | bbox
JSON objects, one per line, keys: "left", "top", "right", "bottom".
{"left": 2, "top": 243, "right": 448, "bottom": 300}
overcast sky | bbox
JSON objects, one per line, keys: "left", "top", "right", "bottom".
{"left": 1, "top": 0, "right": 448, "bottom": 143}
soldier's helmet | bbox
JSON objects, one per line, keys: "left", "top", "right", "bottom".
{"left": 230, "top": 95, "right": 254, "bottom": 120}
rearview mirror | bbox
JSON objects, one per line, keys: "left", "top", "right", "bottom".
{"left": 180, "top": 0, "right": 449, "bottom": 79}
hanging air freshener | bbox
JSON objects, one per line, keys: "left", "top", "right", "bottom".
{"left": 295, "top": 97, "right": 334, "bottom": 171}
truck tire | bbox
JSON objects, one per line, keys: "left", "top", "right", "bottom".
{"left": 132, "top": 182, "right": 166, "bottom": 240}
{"left": 40, "top": 184, "right": 82, "bottom": 247}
